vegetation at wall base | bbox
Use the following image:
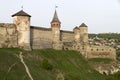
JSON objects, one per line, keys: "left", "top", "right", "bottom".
{"left": 88, "top": 58, "right": 113, "bottom": 64}
{"left": 0, "top": 48, "right": 120, "bottom": 80}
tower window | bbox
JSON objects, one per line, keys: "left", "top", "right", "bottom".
{"left": 102, "top": 49, "right": 104, "bottom": 51}
{"left": 91, "top": 49, "right": 93, "bottom": 51}
{"left": 96, "top": 49, "right": 98, "bottom": 51}
{"left": 52, "top": 24, "right": 55, "bottom": 26}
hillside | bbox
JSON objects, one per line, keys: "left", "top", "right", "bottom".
{"left": 0, "top": 48, "right": 119, "bottom": 80}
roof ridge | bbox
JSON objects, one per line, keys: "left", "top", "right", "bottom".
{"left": 79, "top": 23, "right": 87, "bottom": 27}
{"left": 12, "top": 10, "right": 31, "bottom": 17}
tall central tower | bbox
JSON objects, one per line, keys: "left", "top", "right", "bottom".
{"left": 51, "top": 9, "right": 62, "bottom": 50}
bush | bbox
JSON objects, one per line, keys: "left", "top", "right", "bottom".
{"left": 42, "top": 59, "right": 53, "bottom": 70}
{"left": 116, "top": 51, "right": 120, "bottom": 61}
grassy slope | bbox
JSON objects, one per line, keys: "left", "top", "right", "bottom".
{"left": 0, "top": 48, "right": 114, "bottom": 80}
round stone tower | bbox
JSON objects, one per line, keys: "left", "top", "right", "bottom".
{"left": 79, "top": 23, "right": 88, "bottom": 57}
{"left": 51, "top": 9, "right": 62, "bottom": 50}
{"left": 79, "top": 23, "right": 88, "bottom": 45}
{"left": 12, "top": 10, "right": 31, "bottom": 50}
{"left": 73, "top": 26, "right": 80, "bottom": 43}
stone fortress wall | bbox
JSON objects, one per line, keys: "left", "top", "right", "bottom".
{"left": 0, "top": 9, "right": 116, "bottom": 60}
{"left": 87, "top": 46, "right": 116, "bottom": 59}
{"left": 60, "top": 30, "right": 74, "bottom": 42}
{"left": 30, "top": 27, "right": 75, "bottom": 49}
{"left": 0, "top": 23, "right": 18, "bottom": 48}
{"left": 30, "top": 26, "right": 53, "bottom": 49}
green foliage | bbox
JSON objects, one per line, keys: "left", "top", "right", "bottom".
{"left": 41, "top": 59, "right": 53, "bottom": 70}
{"left": 116, "top": 50, "right": 120, "bottom": 61}
{"left": 0, "top": 48, "right": 119, "bottom": 80}
{"left": 107, "top": 72, "right": 120, "bottom": 80}
{"left": 89, "top": 33, "right": 120, "bottom": 40}
{"left": 88, "top": 58, "right": 113, "bottom": 63}
{"left": 0, "top": 48, "right": 30, "bottom": 80}
{"left": 64, "top": 74, "right": 79, "bottom": 80}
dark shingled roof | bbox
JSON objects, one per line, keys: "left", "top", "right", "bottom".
{"left": 12, "top": 10, "right": 31, "bottom": 17}
{"left": 73, "top": 26, "right": 79, "bottom": 30}
{"left": 79, "top": 23, "right": 87, "bottom": 27}
{"left": 51, "top": 10, "right": 61, "bottom": 23}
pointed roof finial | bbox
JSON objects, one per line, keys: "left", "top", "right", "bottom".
{"left": 55, "top": 5, "right": 58, "bottom": 9}
{"left": 21, "top": 5, "right": 24, "bottom": 10}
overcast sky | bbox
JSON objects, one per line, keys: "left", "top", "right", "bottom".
{"left": 0, "top": 0, "right": 120, "bottom": 33}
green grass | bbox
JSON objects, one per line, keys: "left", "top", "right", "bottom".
{"left": 0, "top": 48, "right": 119, "bottom": 80}
{"left": 88, "top": 58, "right": 113, "bottom": 64}
{"left": 0, "top": 48, "right": 30, "bottom": 80}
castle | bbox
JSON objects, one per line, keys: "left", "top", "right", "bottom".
{"left": 0, "top": 9, "right": 116, "bottom": 59}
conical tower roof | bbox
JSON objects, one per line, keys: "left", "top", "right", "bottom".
{"left": 12, "top": 10, "right": 31, "bottom": 17}
{"left": 73, "top": 26, "right": 79, "bottom": 30}
{"left": 79, "top": 23, "right": 87, "bottom": 27}
{"left": 51, "top": 10, "right": 61, "bottom": 23}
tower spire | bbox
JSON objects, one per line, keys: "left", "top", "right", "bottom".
{"left": 51, "top": 9, "right": 61, "bottom": 23}
{"left": 21, "top": 5, "right": 23, "bottom": 10}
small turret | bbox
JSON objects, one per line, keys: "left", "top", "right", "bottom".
{"left": 73, "top": 26, "right": 79, "bottom": 31}
{"left": 12, "top": 10, "right": 31, "bottom": 50}
{"left": 73, "top": 26, "right": 80, "bottom": 43}
{"left": 79, "top": 23, "right": 88, "bottom": 44}
{"left": 79, "top": 23, "right": 88, "bottom": 56}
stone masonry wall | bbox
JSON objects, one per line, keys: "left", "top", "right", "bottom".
{"left": 87, "top": 46, "right": 116, "bottom": 60}
{"left": 30, "top": 26, "right": 53, "bottom": 49}
{"left": 0, "top": 23, "right": 18, "bottom": 48}
{"left": 60, "top": 30, "right": 74, "bottom": 42}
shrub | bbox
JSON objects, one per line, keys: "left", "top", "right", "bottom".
{"left": 42, "top": 59, "right": 53, "bottom": 70}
